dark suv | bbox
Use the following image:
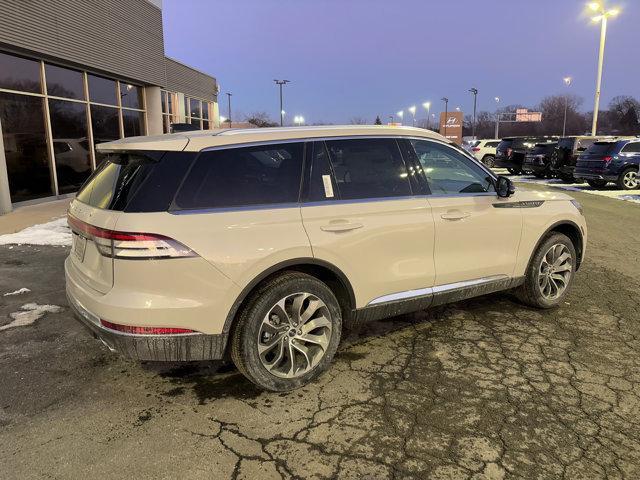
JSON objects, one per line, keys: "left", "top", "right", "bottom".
{"left": 553, "top": 136, "right": 615, "bottom": 183}
{"left": 495, "top": 137, "right": 559, "bottom": 174}
{"left": 523, "top": 142, "right": 559, "bottom": 178}
{"left": 574, "top": 139, "right": 640, "bottom": 190}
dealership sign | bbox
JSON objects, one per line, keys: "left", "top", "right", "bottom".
{"left": 439, "top": 111, "right": 463, "bottom": 144}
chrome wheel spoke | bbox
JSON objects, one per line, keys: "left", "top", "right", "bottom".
{"left": 298, "top": 330, "right": 330, "bottom": 350}
{"left": 537, "top": 243, "right": 573, "bottom": 300}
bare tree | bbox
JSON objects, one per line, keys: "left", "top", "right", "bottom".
{"left": 349, "top": 117, "right": 368, "bottom": 125}
{"left": 244, "top": 111, "right": 278, "bottom": 128}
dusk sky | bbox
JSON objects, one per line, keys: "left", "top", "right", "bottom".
{"left": 163, "top": 0, "right": 638, "bottom": 124}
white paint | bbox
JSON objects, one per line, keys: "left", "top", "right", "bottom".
{"left": 3, "top": 288, "right": 31, "bottom": 296}
{"left": 0, "top": 218, "right": 71, "bottom": 246}
{"left": 0, "top": 303, "right": 62, "bottom": 331}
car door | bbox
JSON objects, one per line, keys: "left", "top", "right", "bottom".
{"left": 409, "top": 139, "right": 523, "bottom": 286}
{"left": 300, "top": 138, "right": 436, "bottom": 308}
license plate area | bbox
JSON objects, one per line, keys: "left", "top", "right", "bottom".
{"left": 73, "top": 233, "right": 87, "bottom": 262}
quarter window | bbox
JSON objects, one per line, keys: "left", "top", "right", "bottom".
{"left": 175, "top": 143, "right": 304, "bottom": 209}
{"left": 324, "top": 138, "right": 412, "bottom": 200}
{"left": 411, "top": 140, "right": 495, "bottom": 195}
{"left": 621, "top": 142, "right": 640, "bottom": 153}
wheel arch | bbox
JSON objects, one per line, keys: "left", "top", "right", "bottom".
{"left": 223, "top": 258, "right": 356, "bottom": 336}
{"left": 527, "top": 220, "right": 584, "bottom": 273}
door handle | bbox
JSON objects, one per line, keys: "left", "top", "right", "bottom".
{"left": 320, "top": 221, "right": 364, "bottom": 232}
{"left": 441, "top": 211, "right": 471, "bottom": 221}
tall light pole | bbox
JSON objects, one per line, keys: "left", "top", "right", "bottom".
{"left": 274, "top": 79, "right": 290, "bottom": 126}
{"left": 494, "top": 96, "right": 501, "bottom": 139}
{"left": 588, "top": 2, "right": 620, "bottom": 135}
{"left": 562, "top": 76, "right": 572, "bottom": 137}
{"left": 469, "top": 88, "right": 478, "bottom": 138}
{"left": 408, "top": 105, "right": 416, "bottom": 126}
{"left": 226, "top": 92, "right": 232, "bottom": 128}
{"left": 422, "top": 101, "right": 431, "bottom": 130}
{"left": 397, "top": 110, "right": 404, "bottom": 125}
{"left": 441, "top": 97, "right": 449, "bottom": 136}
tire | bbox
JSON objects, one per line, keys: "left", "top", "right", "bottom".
{"left": 230, "top": 272, "right": 342, "bottom": 392}
{"left": 516, "top": 233, "right": 577, "bottom": 309}
{"left": 482, "top": 155, "right": 495, "bottom": 168}
{"left": 616, "top": 168, "right": 639, "bottom": 190}
{"left": 533, "top": 172, "right": 546, "bottom": 179}
{"left": 587, "top": 179, "right": 607, "bottom": 188}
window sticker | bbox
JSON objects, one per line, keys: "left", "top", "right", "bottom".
{"left": 322, "top": 175, "right": 334, "bottom": 198}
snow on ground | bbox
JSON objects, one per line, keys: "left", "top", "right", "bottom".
{"left": 0, "top": 217, "right": 71, "bottom": 246}
{"left": 3, "top": 288, "right": 31, "bottom": 297}
{"left": 0, "top": 303, "right": 62, "bottom": 331}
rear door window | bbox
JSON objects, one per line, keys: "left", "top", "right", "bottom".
{"left": 174, "top": 143, "right": 304, "bottom": 209}
{"left": 324, "top": 138, "right": 412, "bottom": 200}
{"left": 621, "top": 142, "right": 640, "bottom": 153}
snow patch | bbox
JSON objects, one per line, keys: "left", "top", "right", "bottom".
{"left": 0, "top": 218, "right": 71, "bottom": 246}
{"left": 0, "top": 303, "right": 62, "bottom": 331}
{"left": 3, "top": 288, "right": 31, "bottom": 296}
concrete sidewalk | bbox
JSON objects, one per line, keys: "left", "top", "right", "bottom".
{"left": 0, "top": 198, "right": 71, "bottom": 235}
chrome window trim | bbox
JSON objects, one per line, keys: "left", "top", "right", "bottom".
{"left": 367, "top": 275, "right": 509, "bottom": 306}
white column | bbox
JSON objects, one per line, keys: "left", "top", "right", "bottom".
{"left": 0, "top": 118, "right": 12, "bottom": 214}
{"left": 145, "top": 86, "right": 164, "bottom": 136}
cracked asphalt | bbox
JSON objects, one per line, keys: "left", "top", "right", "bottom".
{"left": 1, "top": 184, "right": 639, "bottom": 480}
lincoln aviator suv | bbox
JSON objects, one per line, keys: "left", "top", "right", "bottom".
{"left": 66, "top": 126, "right": 587, "bottom": 391}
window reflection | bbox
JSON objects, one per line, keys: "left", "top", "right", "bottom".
{"left": 45, "top": 64, "right": 84, "bottom": 100}
{"left": 88, "top": 74, "right": 117, "bottom": 105}
{"left": 49, "top": 99, "right": 91, "bottom": 193}
{"left": 0, "top": 92, "right": 53, "bottom": 202}
{"left": 122, "top": 109, "right": 145, "bottom": 137}
{"left": 90, "top": 105, "right": 120, "bottom": 144}
{"left": 119, "top": 83, "right": 142, "bottom": 109}
{"left": 0, "top": 52, "right": 41, "bottom": 93}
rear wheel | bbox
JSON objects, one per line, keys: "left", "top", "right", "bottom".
{"left": 482, "top": 155, "right": 495, "bottom": 168}
{"left": 587, "top": 179, "right": 607, "bottom": 188}
{"left": 617, "top": 168, "right": 639, "bottom": 190}
{"left": 230, "top": 272, "right": 342, "bottom": 391}
{"left": 507, "top": 167, "right": 521, "bottom": 175}
{"left": 516, "top": 233, "right": 576, "bottom": 309}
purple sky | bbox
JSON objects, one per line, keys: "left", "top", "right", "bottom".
{"left": 163, "top": 0, "right": 638, "bottom": 124}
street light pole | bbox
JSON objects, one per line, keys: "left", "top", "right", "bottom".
{"left": 494, "top": 97, "right": 500, "bottom": 139}
{"left": 441, "top": 97, "right": 449, "bottom": 137}
{"left": 422, "top": 102, "right": 431, "bottom": 130}
{"left": 274, "top": 79, "right": 290, "bottom": 126}
{"left": 397, "top": 110, "right": 404, "bottom": 125}
{"left": 469, "top": 88, "right": 478, "bottom": 138}
{"left": 226, "top": 92, "right": 232, "bottom": 128}
{"left": 588, "top": 3, "right": 620, "bottom": 136}
{"left": 562, "top": 77, "right": 572, "bottom": 137}
{"left": 408, "top": 106, "right": 416, "bottom": 126}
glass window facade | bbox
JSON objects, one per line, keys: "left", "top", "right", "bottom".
{"left": 0, "top": 50, "right": 147, "bottom": 203}
{"left": 186, "top": 96, "right": 212, "bottom": 130}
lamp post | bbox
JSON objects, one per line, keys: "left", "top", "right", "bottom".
{"left": 226, "top": 92, "right": 232, "bottom": 128}
{"left": 494, "top": 96, "right": 501, "bottom": 139}
{"left": 274, "top": 79, "right": 291, "bottom": 126}
{"left": 562, "top": 76, "right": 572, "bottom": 137}
{"left": 469, "top": 87, "right": 478, "bottom": 138}
{"left": 294, "top": 115, "right": 305, "bottom": 126}
{"left": 408, "top": 105, "right": 416, "bottom": 126}
{"left": 397, "top": 110, "right": 404, "bottom": 125}
{"left": 422, "top": 101, "right": 431, "bottom": 129}
{"left": 587, "top": 2, "right": 620, "bottom": 135}
{"left": 441, "top": 97, "right": 449, "bottom": 136}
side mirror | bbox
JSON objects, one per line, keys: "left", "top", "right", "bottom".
{"left": 496, "top": 176, "right": 515, "bottom": 198}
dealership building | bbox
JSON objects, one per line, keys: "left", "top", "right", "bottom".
{"left": 0, "top": 0, "right": 219, "bottom": 213}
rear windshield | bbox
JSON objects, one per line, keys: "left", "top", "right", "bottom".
{"left": 531, "top": 144, "right": 555, "bottom": 154}
{"left": 557, "top": 138, "right": 576, "bottom": 150}
{"left": 76, "top": 151, "right": 194, "bottom": 212}
{"left": 585, "top": 142, "right": 617, "bottom": 155}
{"left": 497, "top": 139, "right": 514, "bottom": 150}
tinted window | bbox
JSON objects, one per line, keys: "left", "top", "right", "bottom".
{"left": 558, "top": 138, "right": 576, "bottom": 150}
{"left": 122, "top": 109, "right": 145, "bottom": 137}
{"left": 91, "top": 105, "right": 120, "bottom": 144}
{"left": 189, "top": 98, "right": 201, "bottom": 118}
{"left": 175, "top": 143, "right": 304, "bottom": 209}
{"left": 325, "top": 138, "right": 411, "bottom": 200}
{"left": 308, "top": 142, "right": 338, "bottom": 201}
{"left": 119, "top": 83, "right": 142, "bottom": 109}
{"left": 622, "top": 142, "right": 640, "bottom": 153}
{"left": 88, "top": 74, "right": 117, "bottom": 105}
{"left": 0, "top": 51, "right": 41, "bottom": 93}
{"left": 411, "top": 140, "right": 494, "bottom": 195}
{"left": 497, "top": 139, "right": 514, "bottom": 151}
{"left": 587, "top": 142, "right": 617, "bottom": 155}
{"left": 45, "top": 64, "right": 84, "bottom": 100}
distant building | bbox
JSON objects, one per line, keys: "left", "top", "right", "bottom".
{"left": 0, "top": 0, "right": 219, "bottom": 211}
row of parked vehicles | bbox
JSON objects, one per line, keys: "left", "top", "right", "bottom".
{"left": 465, "top": 135, "right": 640, "bottom": 190}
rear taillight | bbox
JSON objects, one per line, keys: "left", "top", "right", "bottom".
{"left": 100, "top": 320, "right": 197, "bottom": 335}
{"left": 603, "top": 156, "right": 613, "bottom": 164}
{"left": 472, "top": 147, "right": 481, "bottom": 152}
{"left": 68, "top": 215, "right": 196, "bottom": 260}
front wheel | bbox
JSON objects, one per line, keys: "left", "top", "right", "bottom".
{"left": 230, "top": 272, "right": 342, "bottom": 391}
{"left": 482, "top": 155, "right": 495, "bottom": 168}
{"left": 516, "top": 233, "right": 576, "bottom": 309}
{"left": 617, "top": 168, "right": 639, "bottom": 190}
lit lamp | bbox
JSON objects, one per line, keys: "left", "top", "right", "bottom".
{"left": 408, "top": 105, "right": 417, "bottom": 126}
{"left": 562, "top": 76, "right": 573, "bottom": 137}
{"left": 422, "top": 101, "right": 431, "bottom": 129}
{"left": 397, "top": 110, "right": 404, "bottom": 125}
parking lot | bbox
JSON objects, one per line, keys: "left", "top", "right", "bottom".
{"left": 0, "top": 182, "right": 638, "bottom": 480}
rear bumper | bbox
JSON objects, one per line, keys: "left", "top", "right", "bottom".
{"left": 67, "top": 291, "right": 228, "bottom": 361}
{"left": 574, "top": 171, "right": 618, "bottom": 182}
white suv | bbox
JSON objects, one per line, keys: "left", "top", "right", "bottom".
{"left": 470, "top": 139, "right": 501, "bottom": 167}
{"left": 66, "top": 126, "right": 587, "bottom": 391}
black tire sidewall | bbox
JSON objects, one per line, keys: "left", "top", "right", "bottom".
{"left": 232, "top": 273, "right": 342, "bottom": 392}
{"left": 483, "top": 156, "right": 495, "bottom": 168}
{"left": 618, "top": 168, "right": 638, "bottom": 190}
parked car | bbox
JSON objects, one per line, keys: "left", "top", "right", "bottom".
{"left": 469, "top": 139, "right": 501, "bottom": 167}
{"left": 523, "top": 142, "right": 560, "bottom": 178}
{"left": 66, "top": 125, "right": 587, "bottom": 391}
{"left": 574, "top": 138, "right": 640, "bottom": 190}
{"left": 553, "top": 136, "right": 615, "bottom": 183}
{"left": 495, "top": 136, "right": 559, "bottom": 174}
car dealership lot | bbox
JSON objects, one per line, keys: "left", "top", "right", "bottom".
{"left": 1, "top": 184, "right": 639, "bottom": 480}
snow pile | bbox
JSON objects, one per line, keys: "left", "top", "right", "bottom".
{"left": 620, "top": 195, "right": 640, "bottom": 204}
{"left": 3, "top": 288, "right": 31, "bottom": 296}
{"left": 0, "top": 218, "right": 71, "bottom": 246}
{"left": 0, "top": 303, "right": 62, "bottom": 331}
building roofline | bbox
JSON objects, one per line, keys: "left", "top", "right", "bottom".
{"left": 165, "top": 56, "right": 217, "bottom": 82}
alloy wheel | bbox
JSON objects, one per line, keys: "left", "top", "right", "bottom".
{"left": 623, "top": 171, "right": 638, "bottom": 189}
{"left": 257, "top": 292, "right": 332, "bottom": 378}
{"left": 538, "top": 244, "right": 573, "bottom": 300}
